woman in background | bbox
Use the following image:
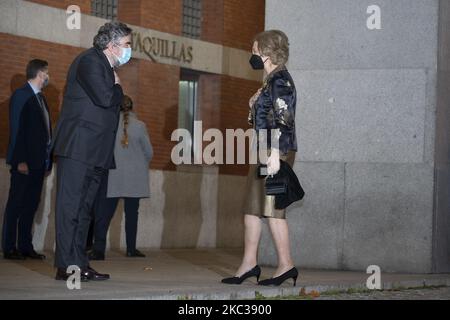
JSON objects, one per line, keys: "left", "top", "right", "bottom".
{"left": 89, "top": 95, "right": 153, "bottom": 260}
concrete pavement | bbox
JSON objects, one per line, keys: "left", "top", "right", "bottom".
{"left": 1, "top": 249, "right": 450, "bottom": 300}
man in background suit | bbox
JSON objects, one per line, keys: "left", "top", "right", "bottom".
{"left": 2, "top": 59, "right": 52, "bottom": 260}
{"left": 51, "top": 22, "right": 132, "bottom": 281}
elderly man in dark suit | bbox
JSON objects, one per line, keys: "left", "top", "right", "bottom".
{"left": 52, "top": 21, "right": 132, "bottom": 281}
{"left": 2, "top": 59, "right": 52, "bottom": 260}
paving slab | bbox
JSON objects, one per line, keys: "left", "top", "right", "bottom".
{"left": 0, "top": 249, "right": 449, "bottom": 300}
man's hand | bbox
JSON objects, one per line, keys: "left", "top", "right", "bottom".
{"left": 18, "top": 162, "right": 29, "bottom": 175}
{"left": 114, "top": 71, "right": 121, "bottom": 85}
{"left": 266, "top": 149, "right": 280, "bottom": 176}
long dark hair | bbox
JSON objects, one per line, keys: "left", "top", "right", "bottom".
{"left": 120, "top": 95, "right": 133, "bottom": 148}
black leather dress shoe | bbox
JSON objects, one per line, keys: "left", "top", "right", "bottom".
{"left": 87, "top": 250, "right": 105, "bottom": 261}
{"left": 82, "top": 266, "right": 110, "bottom": 281}
{"left": 55, "top": 268, "right": 89, "bottom": 282}
{"left": 4, "top": 249, "right": 25, "bottom": 260}
{"left": 126, "top": 249, "right": 146, "bottom": 257}
{"left": 22, "top": 250, "right": 46, "bottom": 260}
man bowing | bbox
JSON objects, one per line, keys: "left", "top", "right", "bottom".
{"left": 52, "top": 21, "right": 132, "bottom": 281}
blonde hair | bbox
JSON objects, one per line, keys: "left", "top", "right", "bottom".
{"left": 120, "top": 95, "right": 133, "bottom": 148}
{"left": 253, "top": 30, "right": 290, "bottom": 65}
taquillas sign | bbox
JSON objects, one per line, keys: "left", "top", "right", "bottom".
{"left": 131, "top": 31, "right": 193, "bottom": 64}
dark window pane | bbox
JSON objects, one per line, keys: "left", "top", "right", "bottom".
{"left": 91, "top": 0, "right": 118, "bottom": 20}
{"left": 182, "top": 0, "right": 202, "bottom": 39}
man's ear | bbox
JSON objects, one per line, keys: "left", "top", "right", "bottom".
{"left": 106, "top": 41, "right": 115, "bottom": 52}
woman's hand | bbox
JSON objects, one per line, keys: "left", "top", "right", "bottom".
{"left": 266, "top": 149, "right": 280, "bottom": 176}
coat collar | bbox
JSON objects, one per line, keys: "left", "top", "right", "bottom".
{"left": 20, "top": 82, "right": 35, "bottom": 96}
{"left": 27, "top": 81, "right": 40, "bottom": 94}
{"left": 263, "top": 64, "right": 287, "bottom": 88}
{"left": 93, "top": 47, "right": 115, "bottom": 76}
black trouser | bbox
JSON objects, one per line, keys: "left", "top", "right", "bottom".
{"left": 86, "top": 213, "right": 95, "bottom": 251}
{"left": 2, "top": 167, "right": 45, "bottom": 254}
{"left": 54, "top": 157, "right": 106, "bottom": 269}
{"left": 93, "top": 175, "right": 140, "bottom": 254}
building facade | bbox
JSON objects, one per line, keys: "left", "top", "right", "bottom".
{"left": 0, "top": 0, "right": 265, "bottom": 250}
{"left": 261, "top": 0, "right": 450, "bottom": 273}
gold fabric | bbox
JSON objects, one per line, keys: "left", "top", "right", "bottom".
{"left": 243, "top": 151, "right": 296, "bottom": 220}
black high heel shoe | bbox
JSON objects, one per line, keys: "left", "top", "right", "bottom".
{"left": 258, "top": 267, "right": 298, "bottom": 287}
{"left": 221, "top": 265, "right": 261, "bottom": 285}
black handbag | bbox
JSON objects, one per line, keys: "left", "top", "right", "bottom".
{"left": 265, "top": 174, "right": 288, "bottom": 195}
{"left": 265, "top": 160, "right": 305, "bottom": 209}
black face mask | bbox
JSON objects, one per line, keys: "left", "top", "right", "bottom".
{"left": 249, "top": 54, "right": 266, "bottom": 70}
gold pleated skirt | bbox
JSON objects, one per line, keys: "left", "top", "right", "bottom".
{"left": 243, "top": 151, "right": 296, "bottom": 219}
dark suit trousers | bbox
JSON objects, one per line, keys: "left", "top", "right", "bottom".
{"left": 2, "top": 167, "right": 45, "bottom": 253}
{"left": 54, "top": 157, "right": 106, "bottom": 269}
{"left": 93, "top": 175, "right": 140, "bottom": 254}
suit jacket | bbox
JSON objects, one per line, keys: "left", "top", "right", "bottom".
{"left": 6, "top": 83, "right": 35, "bottom": 165}
{"left": 7, "top": 83, "right": 53, "bottom": 171}
{"left": 52, "top": 47, "right": 123, "bottom": 169}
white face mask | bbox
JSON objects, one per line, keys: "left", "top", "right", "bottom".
{"left": 113, "top": 46, "right": 132, "bottom": 66}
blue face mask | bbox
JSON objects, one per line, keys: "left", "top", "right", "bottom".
{"left": 43, "top": 75, "right": 49, "bottom": 88}
{"left": 115, "top": 47, "right": 132, "bottom": 66}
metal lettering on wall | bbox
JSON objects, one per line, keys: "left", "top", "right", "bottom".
{"left": 132, "top": 32, "right": 193, "bottom": 64}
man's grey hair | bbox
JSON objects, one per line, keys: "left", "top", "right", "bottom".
{"left": 93, "top": 21, "right": 132, "bottom": 50}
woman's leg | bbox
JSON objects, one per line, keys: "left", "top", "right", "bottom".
{"left": 235, "top": 214, "right": 262, "bottom": 276}
{"left": 124, "top": 197, "right": 140, "bottom": 253}
{"left": 268, "top": 217, "right": 295, "bottom": 277}
{"left": 92, "top": 196, "right": 119, "bottom": 255}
